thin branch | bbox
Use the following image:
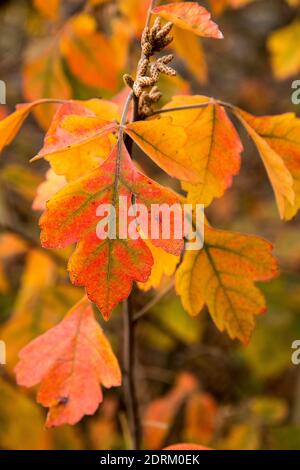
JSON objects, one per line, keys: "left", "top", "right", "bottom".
{"left": 122, "top": 298, "right": 141, "bottom": 450}
{"left": 133, "top": 281, "right": 175, "bottom": 322}
{"left": 146, "top": 0, "right": 157, "bottom": 28}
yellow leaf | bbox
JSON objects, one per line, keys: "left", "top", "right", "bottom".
{"left": 235, "top": 109, "right": 297, "bottom": 219}
{"left": 35, "top": 100, "right": 119, "bottom": 181}
{"left": 176, "top": 226, "right": 278, "bottom": 344}
{"left": 125, "top": 117, "right": 200, "bottom": 183}
{"left": 162, "top": 95, "right": 243, "bottom": 206}
{"left": 268, "top": 19, "right": 300, "bottom": 80}
{"left": 138, "top": 238, "right": 179, "bottom": 291}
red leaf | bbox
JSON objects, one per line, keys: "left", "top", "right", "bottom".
{"left": 153, "top": 2, "right": 223, "bottom": 39}
{"left": 15, "top": 297, "right": 121, "bottom": 427}
{"left": 40, "top": 142, "right": 184, "bottom": 319}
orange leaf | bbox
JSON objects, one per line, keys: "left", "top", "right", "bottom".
{"left": 15, "top": 297, "right": 121, "bottom": 427}
{"left": 162, "top": 96, "right": 243, "bottom": 206}
{"left": 176, "top": 226, "right": 279, "bottom": 344}
{"left": 0, "top": 100, "right": 65, "bottom": 153}
{"left": 184, "top": 392, "right": 218, "bottom": 445}
{"left": 144, "top": 373, "right": 199, "bottom": 449}
{"left": 40, "top": 142, "right": 183, "bottom": 319}
{"left": 153, "top": 2, "right": 223, "bottom": 39}
{"left": 235, "top": 109, "right": 298, "bottom": 219}
{"left": 60, "top": 13, "right": 118, "bottom": 91}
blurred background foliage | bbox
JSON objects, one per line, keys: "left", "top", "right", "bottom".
{"left": 1, "top": 0, "right": 300, "bottom": 450}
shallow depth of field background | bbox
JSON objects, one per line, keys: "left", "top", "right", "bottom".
{"left": 1, "top": 0, "right": 300, "bottom": 450}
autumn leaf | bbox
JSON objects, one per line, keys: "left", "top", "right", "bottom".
{"left": 161, "top": 95, "right": 243, "bottom": 206}
{"left": 15, "top": 297, "right": 122, "bottom": 427}
{"left": 176, "top": 225, "right": 278, "bottom": 344}
{"left": 125, "top": 117, "right": 199, "bottom": 183}
{"left": 34, "top": 99, "right": 119, "bottom": 181}
{"left": 268, "top": 19, "right": 300, "bottom": 80}
{"left": 235, "top": 109, "right": 297, "bottom": 219}
{"left": 0, "top": 100, "right": 61, "bottom": 153}
{"left": 153, "top": 2, "right": 223, "bottom": 39}
{"left": 23, "top": 42, "right": 72, "bottom": 129}
{"left": 60, "top": 13, "right": 118, "bottom": 91}
{"left": 143, "top": 373, "right": 198, "bottom": 449}
{"left": 40, "top": 141, "right": 183, "bottom": 319}
{"left": 184, "top": 392, "right": 218, "bottom": 445}
{"left": 172, "top": 26, "right": 207, "bottom": 84}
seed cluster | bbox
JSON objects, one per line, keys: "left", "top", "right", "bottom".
{"left": 123, "top": 18, "right": 176, "bottom": 118}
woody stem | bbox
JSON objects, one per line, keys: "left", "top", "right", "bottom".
{"left": 122, "top": 297, "right": 141, "bottom": 450}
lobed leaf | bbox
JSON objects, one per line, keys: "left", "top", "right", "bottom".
{"left": 40, "top": 142, "right": 184, "bottom": 319}
{"left": 162, "top": 95, "right": 243, "bottom": 206}
{"left": 15, "top": 297, "right": 121, "bottom": 427}
{"left": 176, "top": 226, "right": 279, "bottom": 344}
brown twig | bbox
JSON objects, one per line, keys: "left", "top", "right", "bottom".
{"left": 122, "top": 297, "right": 141, "bottom": 450}
{"left": 133, "top": 281, "right": 175, "bottom": 322}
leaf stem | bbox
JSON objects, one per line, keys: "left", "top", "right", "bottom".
{"left": 133, "top": 281, "right": 175, "bottom": 322}
{"left": 148, "top": 99, "right": 237, "bottom": 117}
